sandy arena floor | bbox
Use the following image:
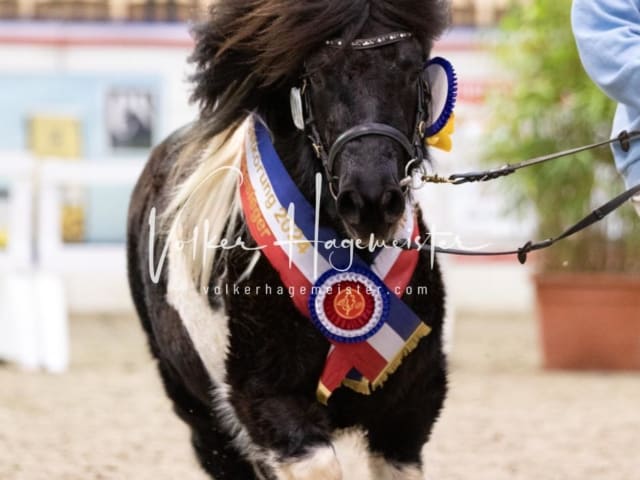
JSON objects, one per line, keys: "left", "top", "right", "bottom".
{"left": 1, "top": 312, "right": 639, "bottom": 480}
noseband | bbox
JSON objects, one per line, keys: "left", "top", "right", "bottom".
{"left": 292, "top": 32, "right": 430, "bottom": 198}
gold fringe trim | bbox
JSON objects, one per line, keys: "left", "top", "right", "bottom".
{"left": 371, "top": 323, "right": 432, "bottom": 390}
{"left": 316, "top": 383, "right": 331, "bottom": 406}
{"left": 342, "top": 377, "right": 372, "bottom": 396}
{"left": 315, "top": 323, "right": 432, "bottom": 403}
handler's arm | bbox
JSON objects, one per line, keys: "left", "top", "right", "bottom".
{"left": 572, "top": 0, "right": 640, "bottom": 214}
{"left": 572, "top": 0, "right": 640, "bottom": 110}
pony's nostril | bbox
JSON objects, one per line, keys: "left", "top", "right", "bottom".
{"left": 381, "top": 188, "right": 405, "bottom": 223}
{"left": 336, "top": 190, "right": 363, "bottom": 225}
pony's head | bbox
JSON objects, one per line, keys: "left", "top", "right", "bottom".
{"left": 189, "top": 0, "right": 450, "bottom": 241}
{"left": 299, "top": 29, "right": 434, "bottom": 241}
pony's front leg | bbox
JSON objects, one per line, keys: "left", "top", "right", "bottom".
{"left": 365, "top": 401, "right": 440, "bottom": 480}
{"left": 274, "top": 444, "right": 342, "bottom": 480}
{"left": 232, "top": 392, "right": 342, "bottom": 480}
{"left": 365, "top": 361, "right": 447, "bottom": 480}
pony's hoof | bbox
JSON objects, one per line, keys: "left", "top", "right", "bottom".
{"left": 275, "top": 446, "right": 342, "bottom": 480}
{"left": 369, "top": 456, "right": 424, "bottom": 480}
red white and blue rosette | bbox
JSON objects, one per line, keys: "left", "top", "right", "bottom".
{"left": 309, "top": 267, "right": 390, "bottom": 344}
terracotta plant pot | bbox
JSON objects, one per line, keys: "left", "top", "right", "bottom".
{"left": 535, "top": 273, "right": 640, "bottom": 370}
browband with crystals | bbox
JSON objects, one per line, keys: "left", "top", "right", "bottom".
{"left": 326, "top": 32, "right": 413, "bottom": 50}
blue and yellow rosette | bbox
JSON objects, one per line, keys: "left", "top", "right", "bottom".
{"left": 424, "top": 57, "right": 457, "bottom": 152}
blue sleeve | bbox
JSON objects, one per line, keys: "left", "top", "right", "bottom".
{"left": 627, "top": 155, "right": 640, "bottom": 187}
{"left": 571, "top": 0, "right": 640, "bottom": 111}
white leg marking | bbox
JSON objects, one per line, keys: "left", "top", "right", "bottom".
{"left": 274, "top": 446, "right": 342, "bottom": 480}
{"left": 370, "top": 456, "right": 423, "bottom": 480}
{"left": 167, "top": 242, "right": 229, "bottom": 384}
{"left": 332, "top": 428, "right": 372, "bottom": 478}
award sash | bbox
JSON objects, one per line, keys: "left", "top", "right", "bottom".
{"left": 239, "top": 118, "right": 431, "bottom": 404}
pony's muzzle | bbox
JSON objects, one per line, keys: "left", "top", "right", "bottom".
{"left": 336, "top": 185, "right": 405, "bottom": 238}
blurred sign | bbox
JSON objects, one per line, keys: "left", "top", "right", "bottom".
{"left": 106, "top": 88, "right": 154, "bottom": 150}
{"left": 61, "top": 187, "right": 86, "bottom": 243}
{"left": 28, "top": 115, "right": 82, "bottom": 158}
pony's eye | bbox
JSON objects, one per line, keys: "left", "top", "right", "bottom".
{"left": 397, "top": 58, "right": 417, "bottom": 72}
{"left": 308, "top": 72, "right": 325, "bottom": 88}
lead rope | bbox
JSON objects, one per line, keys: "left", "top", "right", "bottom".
{"left": 397, "top": 130, "right": 640, "bottom": 264}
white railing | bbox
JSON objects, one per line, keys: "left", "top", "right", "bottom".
{"left": 0, "top": 155, "right": 145, "bottom": 372}
{"left": 38, "top": 159, "right": 145, "bottom": 274}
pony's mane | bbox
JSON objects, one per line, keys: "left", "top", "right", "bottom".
{"left": 163, "top": 120, "right": 250, "bottom": 291}
{"left": 165, "top": 0, "right": 450, "bottom": 292}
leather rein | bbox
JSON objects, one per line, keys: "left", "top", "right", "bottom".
{"left": 399, "top": 130, "right": 640, "bottom": 264}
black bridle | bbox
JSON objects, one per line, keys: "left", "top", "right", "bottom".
{"left": 297, "top": 32, "right": 430, "bottom": 199}
{"left": 296, "top": 31, "right": 640, "bottom": 264}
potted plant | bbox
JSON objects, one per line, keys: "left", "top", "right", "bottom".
{"left": 485, "top": 0, "right": 640, "bottom": 369}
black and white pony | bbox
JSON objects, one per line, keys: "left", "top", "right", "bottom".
{"left": 127, "top": 1, "right": 450, "bottom": 478}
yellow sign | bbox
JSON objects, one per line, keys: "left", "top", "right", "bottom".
{"left": 61, "top": 204, "right": 85, "bottom": 243}
{"left": 29, "top": 115, "right": 82, "bottom": 159}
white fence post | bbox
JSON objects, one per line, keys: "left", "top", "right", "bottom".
{"left": 35, "top": 159, "right": 145, "bottom": 371}
{"left": 0, "top": 156, "right": 38, "bottom": 369}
